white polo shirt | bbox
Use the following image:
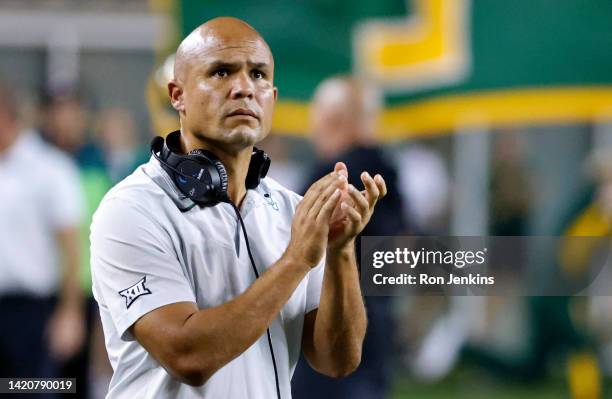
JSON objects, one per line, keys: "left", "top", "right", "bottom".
{"left": 0, "top": 130, "right": 84, "bottom": 296}
{"left": 90, "top": 156, "right": 325, "bottom": 399}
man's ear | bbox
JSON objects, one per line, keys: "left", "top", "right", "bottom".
{"left": 273, "top": 86, "right": 278, "bottom": 102}
{"left": 168, "top": 80, "right": 185, "bottom": 113}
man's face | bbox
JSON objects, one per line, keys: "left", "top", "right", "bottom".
{"left": 310, "top": 92, "right": 354, "bottom": 160}
{"left": 172, "top": 37, "right": 277, "bottom": 150}
{"left": 47, "top": 97, "right": 87, "bottom": 151}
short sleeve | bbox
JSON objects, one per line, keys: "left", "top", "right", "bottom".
{"left": 90, "top": 198, "right": 196, "bottom": 341}
{"left": 47, "top": 156, "right": 85, "bottom": 229}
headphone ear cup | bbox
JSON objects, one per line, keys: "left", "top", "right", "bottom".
{"left": 150, "top": 136, "right": 164, "bottom": 155}
{"left": 246, "top": 148, "right": 271, "bottom": 189}
{"left": 173, "top": 159, "right": 217, "bottom": 205}
{"left": 188, "top": 149, "right": 229, "bottom": 199}
{"left": 154, "top": 131, "right": 230, "bottom": 207}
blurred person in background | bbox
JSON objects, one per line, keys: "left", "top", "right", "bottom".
{"left": 292, "top": 76, "right": 407, "bottom": 399}
{"left": 38, "top": 88, "right": 112, "bottom": 398}
{"left": 39, "top": 89, "right": 105, "bottom": 171}
{"left": 0, "top": 81, "right": 86, "bottom": 384}
{"left": 456, "top": 142, "right": 604, "bottom": 399}
{"left": 96, "top": 107, "right": 149, "bottom": 184}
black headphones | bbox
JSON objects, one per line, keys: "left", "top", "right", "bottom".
{"left": 150, "top": 130, "right": 271, "bottom": 207}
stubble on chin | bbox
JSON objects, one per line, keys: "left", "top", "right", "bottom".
{"left": 193, "top": 126, "right": 260, "bottom": 149}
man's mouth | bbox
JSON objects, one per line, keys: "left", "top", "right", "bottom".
{"left": 227, "top": 108, "right": 258, "bottom": 119}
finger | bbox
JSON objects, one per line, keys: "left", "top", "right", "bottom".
{"left": 334, "top": 161, "right": 348, "bottom": 178}
{"left": 300, "top": 172, "right": 340, "bottom": 212}
{"left": 374, "top": 174, "right": 387, "bottom": 198}
{"left": 347, "top": 184, "right": 369, "bottom": 215}
{"left": 308, "top": 177, "right": 345, "bottom": 219}
{"left": 334, "top": 162, "right": 349, "bottom": 191}
{"left": 305, "top": 171, "right": 338, "bottom": 197}
{"left": 360, "top": 172, "right": 380, "bottom": 207}
{"left": 316, "top": 187, "right": 342, "bottom": 223}
{"left": 344, "top": 203, "right": 362, "bottom": 233}
{"left": 314, "top": 171, "right": 345, "bottom": 194}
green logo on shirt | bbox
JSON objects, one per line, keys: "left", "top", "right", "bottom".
{"left": 264, "top": 193, "right": 279, "bottom": 211}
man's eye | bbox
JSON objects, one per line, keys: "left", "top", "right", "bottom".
{"left": 252, "top": 70, "right": 265, "bottom": 79}
{"left": 214, "top": 69, "right": 228, "bottom": 78}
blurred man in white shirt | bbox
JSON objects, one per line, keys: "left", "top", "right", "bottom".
{"left": 0, "top": 81, "right": 86, "bottom": 379}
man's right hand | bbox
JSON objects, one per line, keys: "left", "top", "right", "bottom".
{"left": 285, "top": 172, "right": 347, "bottom": 268}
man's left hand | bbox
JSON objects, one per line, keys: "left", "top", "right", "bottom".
{"left": 328, "top": 162, "right": 387, "bottom": 251}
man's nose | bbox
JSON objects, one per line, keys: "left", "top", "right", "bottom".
{"left": 229, "top": 72, "right": 254, "bottom": 100}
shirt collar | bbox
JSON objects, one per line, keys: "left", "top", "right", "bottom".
{"left": 143, "top": 155, "right": 268, "bottom": 215}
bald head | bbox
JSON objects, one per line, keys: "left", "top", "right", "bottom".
{"left": 174, "top": 17, "right": 273, "bottom": 84}
{"left": 310, "top": 76, "right": 381, "bottom": 159}
{"left": 167, "top": 17, "right": 278, "bottom": 154}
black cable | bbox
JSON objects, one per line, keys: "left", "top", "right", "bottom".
{"left": 230, "top": 202, "right": 282, "bottom": 399}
